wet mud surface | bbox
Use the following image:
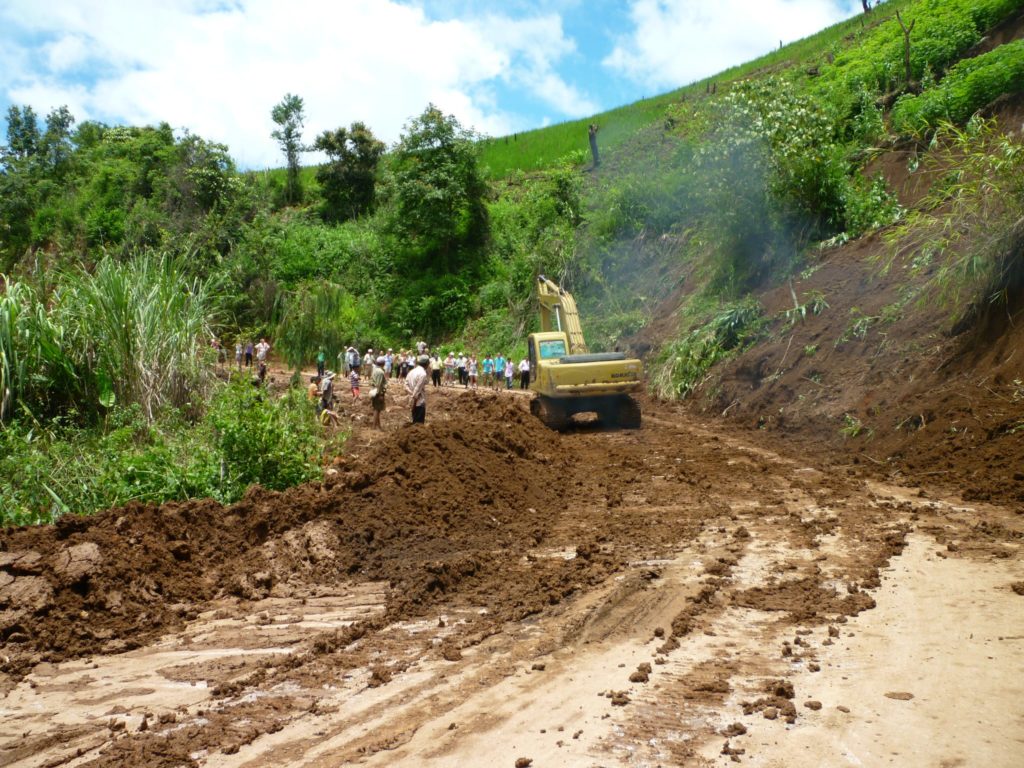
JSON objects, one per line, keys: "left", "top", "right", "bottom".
{"left": 2, "top": 386, "right": 1022, "bottom": 766}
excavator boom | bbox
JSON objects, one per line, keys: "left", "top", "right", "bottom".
{"left": 537, "top": 275, "right": 588, "bottom": 355}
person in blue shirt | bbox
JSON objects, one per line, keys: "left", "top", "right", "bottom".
{"left": 482, "top": 354, "right": 495, "bottom": 388}
{"left": 493, "top": 354, "right": 505, "bottom": 390}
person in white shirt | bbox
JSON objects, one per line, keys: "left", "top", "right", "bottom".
{"left": 405, "top": 355, "right": 429, "bottom": 423}
{"left": 255, "top": 338, "right": 270, "bottom": 363}
{"left": 519, "top": 357, "right": 530, "bottom": 389}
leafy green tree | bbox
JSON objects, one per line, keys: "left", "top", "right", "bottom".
{"left": 271, "top": 93, "right": 306, "bottom": 205}
{"left": 383, "top": 104, "right": 488, "bottom": 274}
{"left": 313, "top": 122, "right": 385, "bottom": 223}
{"left": 41, "top": 106, "right": 75, "bottom": 173}
{"left": 3, "top": 105, "right": 40, "bottom": 162}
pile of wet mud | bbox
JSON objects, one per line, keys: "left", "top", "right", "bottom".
{"left": 0, "top": 395, "right": 600, "bottom": 677}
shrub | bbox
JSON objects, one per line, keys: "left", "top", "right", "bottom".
{"left": 208, "top": 379, "right": 323, "bottom": 497}
{"left": 651, "top": 298, "right": 765, "bottom": 400}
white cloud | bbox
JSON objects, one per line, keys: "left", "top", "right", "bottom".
{"left": 0, "top": 0, "right": 592, "bottom": 167}
{"left": 605, "top": 0, "right": 860, "bottom": 89}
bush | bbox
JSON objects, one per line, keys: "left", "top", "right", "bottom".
{"left": 0, "top": 406, "right": 217, "bottom": 526}
{"left": 820, "top": 0, "right": 1019, "bottom": 95}
{"left": 0, "top": 379, "right": 334, "bottom": 526}
{"left": 208, "top": 379, "right": 323, "bottom": 497}
{"left": 651, "top": 298, "right": 765, "bottom": 400}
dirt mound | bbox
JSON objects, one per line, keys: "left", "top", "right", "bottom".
{"left": 0, "top": 394, "right": 591, "bottom": 677}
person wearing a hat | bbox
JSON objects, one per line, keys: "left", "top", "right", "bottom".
{"left": 317, "top": 372, "right": 340, "bottom": 427}
{"left": 370, "top": 355, "right": 387, "bottom": 430}
{"left": 405, "top": 355, "right": 430, "bottom": 424}
{"left": 320, "top": 371, "right": 335, "bottom": 410}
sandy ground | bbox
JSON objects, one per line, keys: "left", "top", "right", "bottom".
{"left": 1, "top": 382, "right": 1022, "bottom": 767}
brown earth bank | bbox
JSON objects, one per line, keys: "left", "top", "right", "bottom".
{"left": 1, "top": 383, "right": 1022, "bottom": 767}
{"left": 673, "top": 88, "right": 1024, "bottom": 509}
{"left": 684, "top": 226, "right": 1024, "bottom": 507}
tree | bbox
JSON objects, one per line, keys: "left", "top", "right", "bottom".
{"left": 270, "top": 93, "right": 305, "bottom": 205}
{"left": 313, "top": 121, "right": 385, "bottom": 223}
{"left": 41, "top": 106, "right": 75, "bottom": 172}
{"left": 384, "top": 104, "right": 488, "bottom": 274}
{"left": 3, "top": 105, "right": 40, "bottom": 165}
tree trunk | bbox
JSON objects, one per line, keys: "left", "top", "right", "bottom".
{"left": 588, "top": 124, "right": 600, "bottom": 167}
{"left": 896, "top": 11, "right": 916, "bottom": 87}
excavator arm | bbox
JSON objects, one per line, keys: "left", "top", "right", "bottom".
{"left": 536, "top": 275, "right": 588, "bottom": 355}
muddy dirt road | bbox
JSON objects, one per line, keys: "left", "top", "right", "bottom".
{"left": 2, "top": 385, "right": 1022, "bottom": 767}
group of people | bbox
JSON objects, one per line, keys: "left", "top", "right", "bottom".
{"left": 310, "top": 343, "right": 534, "bottom": 427}
{"left": 212, "top": 336, "right": 272, "bottom": 383}
{"left": 332, "top": 346, "right": 533, "bottom": 392}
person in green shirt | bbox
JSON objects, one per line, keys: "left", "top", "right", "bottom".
{"left": 370, "top": 356, "right": 388, "bottom": 430}
{"left": 316, "top": 348, "right": 326, "bottom": 378}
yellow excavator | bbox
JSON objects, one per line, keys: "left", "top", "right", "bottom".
{"left": 527, "top": 275, "right": 642, "bottom": 429}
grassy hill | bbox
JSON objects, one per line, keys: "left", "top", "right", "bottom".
{"left": 477, "top": 0, "right": 919, "bottom": 178}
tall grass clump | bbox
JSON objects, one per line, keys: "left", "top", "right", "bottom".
{"left": 57, "top": 253, "right": 216, "bottom": 421}
{"left": 0, "top": 278, "right": 77, "bottom": 422}
{"left": 275, "top": 280, "right": 382, "bottom": 369}
{"left": 651, "top": 298, "right": 765, "bottom": 400}
{"left": 884, "top": 119, "right": 1024, "bottom": 313}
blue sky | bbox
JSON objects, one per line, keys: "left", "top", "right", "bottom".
{"left": 0, "top": 0, "right": 863, "bottom": 168}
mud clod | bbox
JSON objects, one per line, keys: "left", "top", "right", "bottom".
{"left": 721, "top": 722, "right": 748, "bottom": 737}
{"left": 884, "top": 691, "right": 914, "bottom": 700}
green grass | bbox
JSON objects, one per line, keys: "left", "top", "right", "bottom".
{"left": 477, "top": 0, "right": 916, "bottom": 179}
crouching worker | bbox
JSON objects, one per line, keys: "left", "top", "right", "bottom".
{"left": 319, "top": 371, "right": 340, "bottom": 427}
{"left": 370, "top": 355, "right": 387, "bottom": 430}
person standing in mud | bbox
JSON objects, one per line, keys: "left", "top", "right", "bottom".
{"left": 405, "top": 355, "right": 429, "bottom": 424}
{"left": 316, "top": 347, "right": 327, "bottom": 378}
{"left": 482, "top": 354, "right": 494, "bottom": 388}
{"left": 444, "top": 351, "right": 456, "bottom": 386}
{"left": 244, "top": 340, "right": 254, "bottom": 368}
{"left": 370, "top": 355, "right": 387, "bottom": 430}
{"left": 519, "top": 356, "right": 530, "bottom": 389}
{"left": 430, "top": 352, "right": 442, "bottom": 387}
{"left": 494, "top": 353, "right": 505, "bottom": 390}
